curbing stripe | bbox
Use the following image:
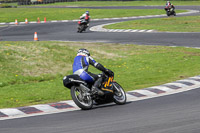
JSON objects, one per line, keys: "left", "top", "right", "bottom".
{"left": 148, "top": 86, "right": 174, "bottom": 92}
{"left": 0, "top": 112, "right": 8, "bottom": 117}
{"left": 147, "top": 30, "right": 154, "bottom": 32}
{"left": 0, "top": 108, "right": 26, "bottom": 116}
{"left": 144, "top": 88, "right": 166, "bottom": 94}
{"left": 62, "top": 100, "right": 79, "bottom": 108}
{"left": 49, "top": 102, "right": 74, "bottom": 109}
{"left": 30, "top": 104, "right": 59, "bottom": 112}
{"left": 116, "top": 29, "right": 124, "bottom": 32}
{"left": 133, "top": 90, "right": 157, "bottom": 96}
{"left": 180, "top": 79, "right": 200, "bottom": 85}
{"left": 164, "top": 82, "right": 188, "bottom": 88}
{"left": 131, "top": 30, "right": 139, "bottom": 32}
{"left": 138, "top": 30, "right": 146, "bottom": 32}
{"left": 18, "top": 107, "right": 43, "bottom": 114}
{"left": 161, "top": 84, "right": 181, "bottom": 90}
{"left": 127, "top": 92, "right": 146, "bottom": 97}
{"left": 188, "top": 78, "right": 200, "bottom": 82}
{"left": 193, "top": 76, "right": 200, "bottom": 79}
{"left": 124, "top": 29, "right": 132, "bottom": 32}
{"left": 175, "top": 81, "right": 194, "bottom": 86}
{"left": 126, "top": 93, "right": 138, "bottom": 99}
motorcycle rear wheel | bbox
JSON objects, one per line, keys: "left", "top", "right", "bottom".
{"left": 113, "top": 82, "right": 127, "bottom": 105}
{"left": 71, "top": 86, "right": 93, "bottom": 110}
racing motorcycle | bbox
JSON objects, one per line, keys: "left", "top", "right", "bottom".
{"left": 77, "top": 19, "right": 88, "bottom": 33}
{"left": 63, "top": 71, "right": 126, "bottom": 110}
{"left": 165, "top": 6, "right": 176, "bottom": 16}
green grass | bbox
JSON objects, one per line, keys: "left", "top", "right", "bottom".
{"left": 1, "top": 41, "right": 200, "bottom": 108}
{"left": 0, "top": 8, "right": 175, "bottom": 23}
{"left": 28, "top": 1, "right": 200, "bottom": 6}
{"left": 105, "top": 16, "right": 200, "bottom": 32}
{"left": 0, "top": 3, "right": 17, "bottom": 8}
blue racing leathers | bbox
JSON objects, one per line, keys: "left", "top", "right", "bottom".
{"left": 73, "top": 55, "right": 107, "bottom": 83}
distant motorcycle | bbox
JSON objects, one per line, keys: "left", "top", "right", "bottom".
{"left": 77, "top": 19, "right": 88, "bottom": 33}
{"left": 63, "top": 71, "right": 127, "bottom": 110}
{"left": 165, "top": 5, "right": 176, "bottom": 16}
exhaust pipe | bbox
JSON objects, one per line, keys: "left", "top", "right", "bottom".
{"left": 80, "top": 84, "right": 90, "bottom": 92}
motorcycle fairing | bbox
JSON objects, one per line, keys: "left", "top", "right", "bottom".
{"left": 101, "top": 76, "right": 114, "bottom": 93}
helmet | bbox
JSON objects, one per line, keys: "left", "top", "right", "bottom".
{"left": 77, "top": 48, "right": 90, "bottom": 56}
{"left": 85, "top": 11, "right": 89, "bottom": 15}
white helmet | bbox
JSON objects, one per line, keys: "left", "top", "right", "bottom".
{"left": 77, "top": 48, "right": 90, "bottom": 56}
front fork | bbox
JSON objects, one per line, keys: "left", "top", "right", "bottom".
{"left": 112, "top": 82, "right": 121, "bottom": 96}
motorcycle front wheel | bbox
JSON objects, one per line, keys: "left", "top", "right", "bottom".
{"left": 71, "top": 86, "right": 93, "bottom": 110}
{"left": 79, "top": 25, "right": 85, "bottom": 33}
{"left": 167, "top": 11, "right": 170, "bottom": 16}
{"left": 113, "top": 82, "right": 127, "bottom": 105}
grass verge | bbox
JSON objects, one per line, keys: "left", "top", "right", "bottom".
{"left": 1, "top": 41, "right": 200, "bottom": 108}
{"left": 105, "top": 15, "right": 200, "bottom": 32}
{"left": 0, "top": 8, "right": 186, "bottom": 23}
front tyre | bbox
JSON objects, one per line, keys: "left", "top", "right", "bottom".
{"left": 71, "top": 86, "right": 93, "bottom": 110}
{"left": 167, "top": 11, "right": 170, "bottom": 16}
{"left": 79, "top": 25, "right": 85, "bottom": 33}
{"left": 113, "top": 82, "right": 126, "bottom": 105}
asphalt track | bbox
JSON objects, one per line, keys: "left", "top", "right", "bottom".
{"left": 1, "top": 6, "right": 200, "bottom": 133}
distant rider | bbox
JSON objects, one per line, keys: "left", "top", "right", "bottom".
{"left": 165, "top": 1, "right": 175, "bottom": 12}
{"left": 73, "top": 48, "right": 113, "bottom": 96}
{"left": 166, "top": 1, "right": 171, "bottom": 6}
{"left": 80, "top": 11, "right": 90, "bottom": 27}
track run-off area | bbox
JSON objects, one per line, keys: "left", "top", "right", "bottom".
{"left": 0, "top": 5, "right": 200, "bottom": 133}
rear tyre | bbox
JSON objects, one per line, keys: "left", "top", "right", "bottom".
{"left": 113, "top": 82, "right": 126, "bottom": 105}
{"left": 71, "top": 86, "right": 93, "bottom": 110}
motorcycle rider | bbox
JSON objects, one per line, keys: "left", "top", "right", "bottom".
{"left": 171, "top": 4, "right": 175, "bottom": 12}
{"left": 80, "top": 11, "right": 90, "bottom": 28}
{"left": 166, "top": 1, "right": 171, "bottom": 6}
{"left": 165, "top": 1, "right": 175, "bottom": 13}
{"left": 73, "top": 48, "right": 112, "bottom": 96}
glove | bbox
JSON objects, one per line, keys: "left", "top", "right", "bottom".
{"left": 105, "top": 69, "right": 114, "bottom": 76}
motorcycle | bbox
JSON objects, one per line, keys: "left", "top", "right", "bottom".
{"left": 165, "top": 6, "right": 176, "bottom": 16}
{"left": 77, "top": 19, "right": 88, "bottom": 33}
{"left": 63, "top": 71, "right": 126, "bottom": 110}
